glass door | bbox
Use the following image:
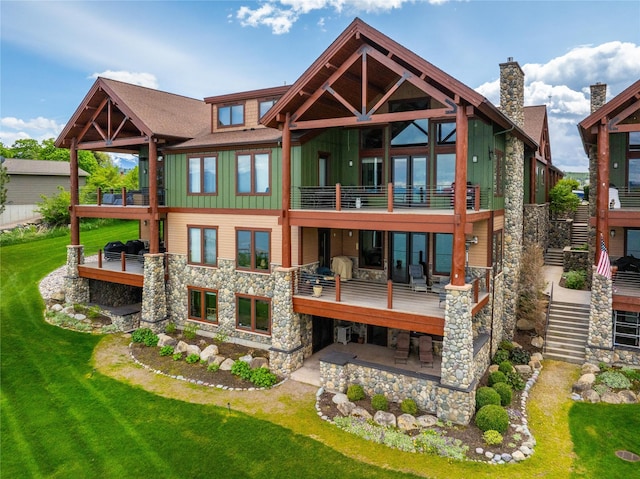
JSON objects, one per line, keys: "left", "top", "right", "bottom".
{"left": 392, "top": 155, "right": 427, "bottom": 206}
{"left": 391, "top": 232, "right": 408, "bottom": 283}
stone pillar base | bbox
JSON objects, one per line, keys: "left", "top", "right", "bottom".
{"left": 269, "top": 346, "right": 304, "bottom": 377}
{"left": 64, "top": 277, "right": 89, "bottom": 304}
{"left": 436, "top": 385, "right": 475, "bottom": 425}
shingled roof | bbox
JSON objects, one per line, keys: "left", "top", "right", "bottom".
{"left": 4, "top": 158, "right": 89, "bottom": 176}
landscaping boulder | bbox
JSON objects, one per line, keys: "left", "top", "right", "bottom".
{"left": 397, "top": 414, "right": 418, "bottom": 431}
{"left": 512, "top": 450, "right": 526, "bottom": 462}
{"left": 531, "top": 336, "right": 544, "bottom": 349}
{"left": 618, "top": 390, "right": 638, "bottom": 404}
{"left": 515, "top": 365, "right": 532, "bottom": 375}
{"left": 582, "top": 389, "right": 600, "bottom": 403}
{"left": 157, "top": 333, "right": 177, "bottom": 348}
{"left": 175, "top": 341, "right": 189, "bottom": 354}
{"left": 350, "top": 407, "right": 372, "bottom": 420}
{"left": 208, "top": 355, "right": 226, "bottom": 366}
{"left": 239, "top": 354, "right": 252, "bottom": 364}
{"left": 516, "top": 319, "right": 535, "bottom": 331}
{"left": 219, "top": 358, "right": 235, "bottom": 371}
{"left": 600, "top": 392, "right": 622, "bottom": 404}
{"left": 52, "top": 291, "right": 66, "bottom": 302}
{"left": 200, "top": 344, "right": 219, "bottom": 362}
{"left": 577, "top": 373, "right": 596, "bottom": 387}
{"left": 250, "top": 357, "right": 268, "bottom": 369}
{"left": 51, "top": 303, "right": 64, "bottom": 312}
{"left": 332, "top": 393, "right": 349, "bottom": 405}
{"left": 488, "top": 364, "right": 499, "bottom": 373}
{"left": 529, "top": 359, "right": 542, "bottom": 370}
{"left": 336, "top": 401, "right": 355, "bottom": 417}
{"left": 531, "top": 352, "right": 543, "bottom": 362}
{"left": 416, "top": 414, "right": 438, "bottom": 428}
{"left": 373, "top": 410, "right": 396, "bottom": 427}
{"left": 581, "top": 363, "right": 600, "bottom": 375}
{"left": 186, "top": 344, "right": 201, "bottom": 357}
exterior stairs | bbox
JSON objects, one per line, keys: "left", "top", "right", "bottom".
{"left": 571, "top": 204, "right": 590, "bottom": 247}
{"left": 544, "top": 301, "right": 590, "bottom": 364}
{"left": 544, "top": 248, "right": 564, "bottom": 267}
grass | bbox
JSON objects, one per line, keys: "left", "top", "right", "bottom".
{"left": 1, "top": 220, "right": 638, "bottom": 478}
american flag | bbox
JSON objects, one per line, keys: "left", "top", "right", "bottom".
{"left": 596, "top": 235, "right": 611, "bottom": 279}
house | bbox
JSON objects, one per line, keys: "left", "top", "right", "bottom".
{"left": 56, "top": 19, "right": 553, "bottom": 424}
{"left": 578, "top": 80, "right": 640, "bottom": 366}
{"left": 0, "top": 158, "right": 88, "bottom": 226}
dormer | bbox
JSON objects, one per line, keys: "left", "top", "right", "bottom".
{"left": 205, "top": 85, "right": 290, "bottom": 133}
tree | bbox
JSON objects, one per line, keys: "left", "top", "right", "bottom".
{"left": 11, "top": 139, "right": 42, "bottom": 159}
{"left": 0, "top": 160, "right": 9, "bottom": 215}
{"left": 549, "top": 178, "right": 580, "bottom": 217}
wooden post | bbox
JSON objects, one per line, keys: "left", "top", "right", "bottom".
{"left": 97, "top": 187, "right": 102, "bottom": 206}
{"left": 336, "top": 183, "right": 342, "bottom": 211}
{"left": 121, "top": 251, "right": 126, "bottom": 271}
{"left": 336, "top": 275, "right": 341, "bottom": 302}
{"left": 387, "top": 183, "right": 393, "bottom": 212}
{"left": 121, "top": 187, "right": 127, "bottom": 206}
{"left": 69, "top": 137, "right": 80, "bottom": 245}
{"left": 387, "top": 280, "right": 393, "bottom": 309}
{"left": 148, "top": 139, "right": 159, "bottom": 254}
{"left": 451, "top": 103, "right": 469, "bottom": 286}
{"left": 98, "top": 250, "right": 103, "bottom": 268}
{"left": 596, "top": 120, "right": 610, "bottom": 257}
{"left": 282, "top": 113, "right": 292, "bottom": 268}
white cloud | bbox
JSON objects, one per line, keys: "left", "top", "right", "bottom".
{"left": 0, "top": 117, "right": 65, "bottom": 147}
{"left": 90, "top": 71, "right": 159, "bottom": 89}
{"left": 236, "top": 0, "right": 444, "bottom": 34}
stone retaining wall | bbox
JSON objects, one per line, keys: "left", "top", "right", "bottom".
{"left": 549, "top": 219, "right": 572, "bottom": 249}
{"left": 523, "top": 203, "right": 549, "bottom": 250}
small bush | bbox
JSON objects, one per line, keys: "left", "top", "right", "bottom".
{"left": 400, "top": 398, "right": 418, "bottom": 415}
{"left": 492, "top": 382, "right": 513, "bottom": 406}
{"left": 488, "top": 371, "right": 508, "bottom": 387}
{"left": 231, "top": 360, "right": 252, "bottom": 381}
{"left": 371, "top": 394, "right": 388, "bottom": 411}
{"left": 185, "top": 354, "right": 200, "bottom": 364}
{"left": 131, "top": 328, "right": 158, "bottom": 347}
{"left": 492, "top": 349, "right": 510, "bottom": 364}
{"left": 498, "top": 360, "right": 513, "bottom": 374}
{"left": 510, "top": 347, "right": 531, "bottom": 365}
{"left": 159, "top": 345, "right": 174, "bottom": 356}
{"left": 476, "top": 387, "right": 501, "bottom": 410}
{"left": 347, "top": 384, "right": 365, "bottom": 401}
{"left": 475, "top": 405, "right": 509, "bottom": 433}
{"left": 621, "top": 367, "right": 640, "bottom": 382}
{"left": 507, "top": 371, "right": 526, "bottom": 391}
{"left": 172, "top": 352, "right": 183, "bottom": 361}
{"left": 598, "top": 370, "right": 632, "bottom": 389}
{"left": 207, "top": 363, "right": 220, "bottom": 372}
{"left": 563, "top": 270, "right": 586, "bottom": 290}
{"left": 165, "top": 322, "right": 177, "bottom": 335}
{"left": 183, "top": 322, "right": 198, "bottom": 340}
{"left": 250, "top": 367, "right": 278, "bottom": 388}
{"left": 482, "top": 430, "right": 504, "bottom": 446}
{"left": 499, "top": 340, "right": 514, "bottom": 352}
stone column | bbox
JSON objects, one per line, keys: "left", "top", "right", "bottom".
{"left": 588, "top": 84, "right": 607, "bottom": 275}
{"left": 140, "top": 253, "right": 167, "bottom": 332}
{"left": 269, "top": 267, "right": 304, "bottom": 376}
{"left": 586, "top": 267, "right": 613, "bottom": 363}
{"left": 437, "top": 284, "right": 475, "bottom": 425}
{"left": 64, "top": 245, "right": 89, "bottom": 304}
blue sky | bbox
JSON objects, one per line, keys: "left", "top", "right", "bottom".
{"left": 1, "top": 0, "right": 639, "bottom": 172}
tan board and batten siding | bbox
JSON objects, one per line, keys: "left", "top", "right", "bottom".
{"left": 168, "top": 212, "right": 301, "bottom": 267}
{"left": 469, "top": 220, "right": 489, "bottom": 266}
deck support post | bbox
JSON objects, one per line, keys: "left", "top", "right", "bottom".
{"left": 65, "top": 245, "right": 89, "bottom": 304}
{"left": 140, "top": 253, "right": 166, "bottom": 332}
{"left": 586, "top": 266, "right": 613, "bottom": 363}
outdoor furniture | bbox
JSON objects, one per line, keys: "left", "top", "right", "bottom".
{"left": 419, "top": 335, "right": 434, "bottom": 368}
{"left": 394, "top": 331, "right": 410, "bottom": 364}
{"left": 409, "top": 264, "right": 427, "bottom": 292}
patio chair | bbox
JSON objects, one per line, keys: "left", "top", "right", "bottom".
{"left": 419, "top": 335, "right": 433, "bottom": 368}
{"left": 394, "top": 331, "right": 410, "bottom": 364}
{"left": 409, "top": 264, "right": 427, "bottom": 292}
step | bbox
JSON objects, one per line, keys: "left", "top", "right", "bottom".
{"left": 546, "top": 324, "right": 589, "bottom": 338}
{"left": 543, "top": 349, "right": 585, "bottom": 364}
{"left": 548, "top": 313, "right": 590, "bottom": 324}
{"left": 546, "top": 335, "right": 588, "bottom": 348}
{"left": 550, "top": 301, "right": 591, "bottom": 312}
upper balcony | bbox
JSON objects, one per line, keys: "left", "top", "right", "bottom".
{"left": 609, "top": 187, "right": 640, "bottom": 227}
{"left": 613, "top": 270, "right": 640, "bottom": 312}
{"left": 73, "top": 187, "right": 166, "bottom": 220}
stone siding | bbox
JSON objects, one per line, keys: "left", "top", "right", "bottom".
{"left": 89, "top": 281, "right": 142, "bottom": 307}
{"left": 141, "top": 254, "right": 167, "bottom": 332}
{"left": 64, "top": 245, "right": 89, "bottom": 304}
{"left": 586, "top": 267, "right": 613, "bottom": 363}
{"left": 523, "top": 203, "right": 549, "bottom": 250}
{"left": 613, "top": 348, "right": 640, "bottom": 366}
{"left": 563, "top": 247, "right": 590, "bottom": 273}
{"left": 549, "top": 219, "right": 572, "bottom": 249}
{"left": 441, "top": 284, "right": 474, "bottom": 389}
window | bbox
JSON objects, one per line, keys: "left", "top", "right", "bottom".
{"left": 391, "top": 119, "right": 428, "bottom": 146}
{"left": 434, "top": 233, "right": 452, "bottom": 275}
{"left": 614, "top": 310, "right": 639, "bottom": 348}
{"left": 236, "top": 295, "right": 271, "bottom": 334}
{"left": 629, "top": 131, "right": 640, "bottom": 151}
{"left": 237, "top": 229, "right": 270, "bottom": 271}
{"left": 359, "top": 230, "right": 383, "bottom": 268}
{"left": 626, "top": 228, "right": 640, "bottom": 257}
{"left": 493, "top": 230, "right": 503, "bottom": 274}
{"left": 259, "top": 99, "right": 277, "bottom": 118}
{"left": 188, "top": 226, "right": 217, "bottom": 266}
{"left": 189, "top": 287, "right": 218, "bottom": 322}
{"left": 237, "top": 152, "right": 270, "bottom": 194}
{"left": 361, "top": 128, "right": 384, "bottom": 149}
{"left": 436, "top": 122, "right": 457, "bottom": 145}
{"left": 435, "top": 153, "right": 456, "bottom": 190}
{"left": 218, "top": 104, "right": 244, "bottom": 127}
{"left": 361, "top": 157, "right": 383, "bottom": 188}
{"left": 629, "top": 158, "right": 640, "bottom": 189}
{"left": 188, "top": 156, "right": 217, "bottom": 194}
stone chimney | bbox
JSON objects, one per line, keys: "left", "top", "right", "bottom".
{"left": 590, "top": 82, "right": 607, "bottom": 113}
{"left": 499, "top": 58, "right": 525, "bottom": 129}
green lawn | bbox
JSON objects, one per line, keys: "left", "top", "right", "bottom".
{"left": 1, "top": 221, "right": 638, "bottom": 478}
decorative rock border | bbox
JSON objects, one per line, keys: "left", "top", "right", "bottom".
{"left": 128, "top": 343, "right": 288, "bottom": 391}
{"left": 314, "top": 365, "right": 541, "bottom": 464}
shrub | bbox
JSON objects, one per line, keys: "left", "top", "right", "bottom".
{"left": 165, "top": 322, "right": 177, "bottom": 335}
{"left": 499, "top": 340, "right": 514, "bottom": 352}
{"left": 510, "top": 347, "right": 531, "bottom": 365}
{"left": 131, "top": 328, "right": 158, "bottom": 347}
{"left": 621, "top": 367, "right": 640, "bottom": 382}
{"left": 185, "top": 353, "right": 200, "bottom": 364}
{"left": 549, "top": 178, "right": 580, "bottom": 217}
{"left": 250, "top": 367, "right": 278, "bottom": 388}
{"left": 400, "top": 398, "right": 418, "bottom": 415}
{"left": 482, "top": 430, "right": 504, "bottom": 446}
{"left": 36, "top": 186, "right": 71, "bottom": 227}
{"left": 492, "top": 349, "right": 510, "bottom": 364}
{"left": 172, "top": 352, "right": 183, "bottom": 361}
{"left": 371, "top": 394, "right": 389, "bottom": 411}
{"left": 231, "top": 360, "right": 252, "bottom": 381}
{"left": 347, "top": 384, "right": 365, "bottom": 401}
{"left": 492, "top": 382, "right": 513, "bottom": 406}
{"left": 207, "top": 363, "right": 220, "bottom": 373}
{"left": 507, "top": 371, "right": 526, "bottom": 391}
{"left": 498, "top": 360, "right": 513, "bottom": 374}
{"left": 563, "top": 270, "right": 586, "bottom": 290}
{"left": 159, "top": 345, "right": 174, "bottom": 356}
{"left": 183, "top": 322, "right": 198, "bottom": 340}
{"left": 487, "top": 371, "right": 508, "bottom": 387}
{"left": 476, "top": 387, "right": 501, "bottom": 410}
{"left": 475, "top": 405, "right": 509, "bottom": 433}
{"left": 598, "top": 370, "right": 632, "bottom": 389}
